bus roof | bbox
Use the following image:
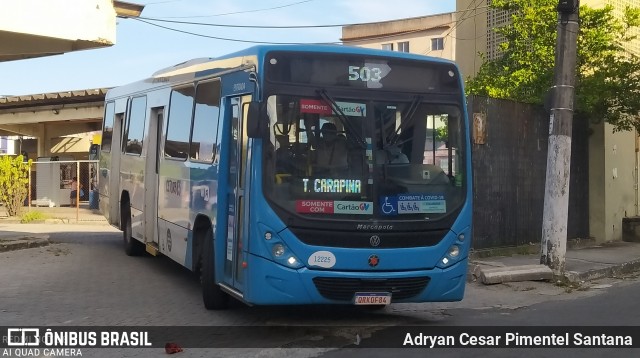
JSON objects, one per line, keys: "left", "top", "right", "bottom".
{"left": 214, "top": 44, "right": 457, "bottom": 65}
{"left": 106, "top": 44, "right": 458, "bottom": 100}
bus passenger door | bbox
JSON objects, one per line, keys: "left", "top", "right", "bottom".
{"left": 143, "top": 108, "right": 164, "bottom": 250}
{"left": 223, "top": 95, "right": 252, "bottom": 292}
{"left": 108, "top": 112, "right": 125, "bottom": 226}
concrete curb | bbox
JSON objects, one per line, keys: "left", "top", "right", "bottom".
{"left": 469, "top": 259, "right": 640, "bottom": 285}
{"left": 0, "top": 235, "right": 50, "bottom": 252}
{"left": 0, "top": 219, "right": 109, "bottom": 225}
{"left": 476, "top": 264, "right": 553, "bottom": 285}
{"left": 564, "top": 258, "right": 640, "bottom": 283}
{"left": 43, "top": 219, "right": 110, "bottom": 225}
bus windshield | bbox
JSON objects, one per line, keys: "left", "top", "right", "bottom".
{"left": 263, "top": 93, "right": 466, "bottom": 222}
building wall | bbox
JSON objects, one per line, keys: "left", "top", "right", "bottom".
{"left": 51, "top": 134, "right": 97, "bottom": 160}
{"left": 4, "top": 0, "right": 115, "bottom": 41}
{"left": 589, "top": 122, "right": 638, "bottom": 242}
{"left": 0, "top": 0, "right": 118, "bottom": 60}
{"left": 584, "top": 0, "right": 640, "bottom": 242}
{"left": 341, "top": 13, "right": 457, "bottom": 61}
{"left": 455, "top": 0, "right": 489, "bottom": 79}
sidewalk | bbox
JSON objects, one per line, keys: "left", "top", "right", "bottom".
{"left": 0, "top": 205, "right": 109, "bottom": 251}
{"left": 0, "top": 205, "right": 108, "bottom": 225}
{"left": 470, "top": 240, "right": 640, "bottom": 284}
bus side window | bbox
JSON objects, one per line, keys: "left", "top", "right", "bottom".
{"left": 165, "top": 86, "right": 194, "bottom": 160}
{"left": 190, "top": 80, "right": 221, "bottom": 163}
{"left": 124, "top": 96, "right": 147, "bottom": 156}
{"left": 101, "top": 102, "right": 115, "bottom": 153}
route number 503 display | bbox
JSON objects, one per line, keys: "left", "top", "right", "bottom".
{"left": 348, "top": 65, "right": 382, "bottom": 82}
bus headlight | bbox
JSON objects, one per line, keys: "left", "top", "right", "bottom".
{"left": 270, "top": 244, "right": 302, "bottom": 269}
{"left": 259, "top": 223, "right": 303, "bottom": 269}
{"left": 272, "top": 243, "right": 285, "bottom": 257}
{"left": 448, "top": 245, "right": 460, "bottom": 258}
{"left": 437, "top": 244, "right": 463, "bottom": 268}
{"left": 270, "top": 243, "right": 302, "bottom": 269}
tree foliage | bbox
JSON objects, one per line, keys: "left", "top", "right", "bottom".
{"left": 0, "top": 155, "right": 31, "bottom": 217}
{"left": 466, "top": 0, "right": 640, "bottom": 132}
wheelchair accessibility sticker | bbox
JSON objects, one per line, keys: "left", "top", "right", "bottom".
{"left": 380, "top": 194, "right": 446, "bottom": 215}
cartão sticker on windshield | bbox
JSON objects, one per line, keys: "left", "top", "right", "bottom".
{"left": 335, "top": 101, "right": 366, "bottom": 117}
{"left": 300, "top": 99, "right": 332, "bottom": 115}
{"left": 296, "top": 200, "right": 373, "bottom": 215}
{"left": 299, "top": 99, "right": 366, "bottom": 117}
{"left": 308, "top": 250, "right": 336, "bottom": 268}
{"left": 380, "top": 194, "right": 446, "bottom": 215}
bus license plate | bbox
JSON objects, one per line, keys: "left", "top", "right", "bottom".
{"left": 353, "top": 292, "right": 391, "bottom": 305}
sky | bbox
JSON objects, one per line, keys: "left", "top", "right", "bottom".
{"left": 0, "top": 0, "right": 455, "bottom": 96}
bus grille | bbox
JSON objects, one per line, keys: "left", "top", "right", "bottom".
{"left": 290, "top": 227, "right": 449, "bottom": 248}
{"left": 312, "top": 276, "right": 430, "bottom": 301}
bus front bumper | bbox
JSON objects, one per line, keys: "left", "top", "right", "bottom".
{"left": 242, "top": 254, "right": 468, "bottom": 305}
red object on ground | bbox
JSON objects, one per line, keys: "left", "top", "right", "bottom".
{"left": 165, "top": 343, "right": 183, "bottom": 354}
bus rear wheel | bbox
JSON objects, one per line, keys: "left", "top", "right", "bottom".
{"left": 122, "top": 204, "right": 144, "bottom": 256}
{"left": 201, "top": 228, "right": 229, "bottom": 310}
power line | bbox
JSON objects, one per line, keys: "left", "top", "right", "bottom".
{"left": 132, "top": 18, "right": 340, "bottom": 44}
{"left": 130, "top": 2, "right": 499, "bottom": 47}
{"left": 133, "top": 17, "right": 453, "bottom": 46}
{"left": 138, "top": 4, "right": 492, "bottom": 28}
{"left": 137, "top": 16, "right": 355, "bottom": 28}
{"left": 153, "top": 0, "right": 316, "bottom": 19}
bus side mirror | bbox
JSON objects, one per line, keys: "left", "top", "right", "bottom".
{"left": 247, "top": 101, "right": 267, "bottom": 138}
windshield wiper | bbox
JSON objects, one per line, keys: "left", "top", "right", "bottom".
{"left": 317, "top": 89, "right": 367, "bottom": 149}
{"left": 387, "top": 95, "right": 422, "bottom": 147}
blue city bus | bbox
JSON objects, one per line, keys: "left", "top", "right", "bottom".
{"left": 99, "top": 44, "right": 472, "bottom": 310}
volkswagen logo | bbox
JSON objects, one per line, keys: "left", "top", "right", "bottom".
{"left": 369, "top": 235, "right": 381, "bottom": 247}
{"left": 368, "top": 254, "right": 379, "bottom": 267}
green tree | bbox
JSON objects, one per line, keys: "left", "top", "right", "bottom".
{"left": 466, "top": 0, "right": 640, "bottom": 132}
{"left": 0, "top": 155, "right": 31, "bottom": 216}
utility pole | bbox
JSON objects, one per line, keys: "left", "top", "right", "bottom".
{"left": 540, "top": 0, "right": 580, "bottom": 274}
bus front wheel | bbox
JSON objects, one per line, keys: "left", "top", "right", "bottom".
{"left": 122, "top": 204, "right": 144, "bottom": 256}
{"left": 201, "top": 228, "right": 229, "bottom": 310}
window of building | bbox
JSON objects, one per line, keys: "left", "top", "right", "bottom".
{"left": 398, "top": 41, "right": 410, "bottom": 52}
{"left": 431, "top": 37, "right": 444, "bottom": 51}
{"left": 190, "top": 80, "right": 221, "bottom": 162}
{"left": 101, "top": 101, "right": 115, "bottom": 152}
{"left": 381, "top": 43, "right": 393, "bottom": 51}
{"left": 124, "top": 96, "right": 147, "bottom": 155}
{"left": 165, "top": 86, "right": 195, "bottom": 160}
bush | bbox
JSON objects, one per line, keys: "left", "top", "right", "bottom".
{"left": 20, "top": 210, "right": 48, "bottom": 223}
{"left": 0, "top": 155, "right": 31, "bottom": 217}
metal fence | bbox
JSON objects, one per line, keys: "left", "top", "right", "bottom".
{"left": 469, "top": 96, "right": 589, "bottom": 249}
{"left": 28, "top": 159, "right": 99, "bottom": 209}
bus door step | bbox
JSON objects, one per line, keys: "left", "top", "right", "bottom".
{"left": 145, "top": 242, "right": 159, "bottom": 256}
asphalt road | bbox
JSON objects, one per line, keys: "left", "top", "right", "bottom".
{"left": 319, "top": 275, "right": 640, "bottom": 357}
{"left": 1, "top": 224, "right": 638, "bottom": 358}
